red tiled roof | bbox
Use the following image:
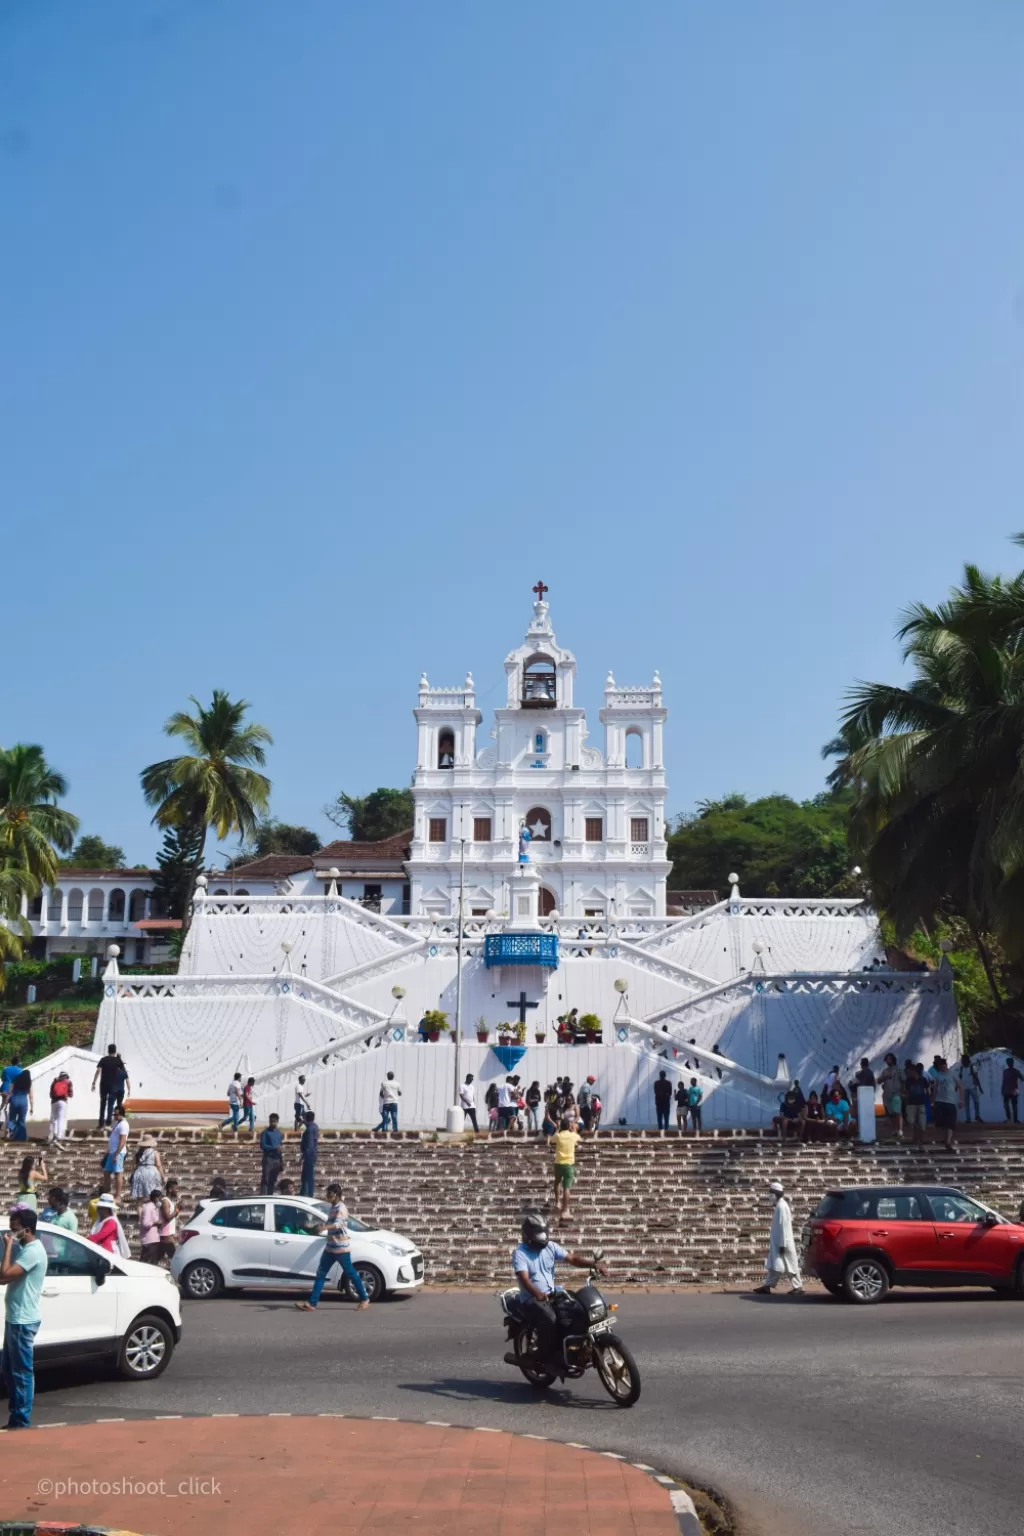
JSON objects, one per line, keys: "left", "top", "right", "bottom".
{"left": 314, "top": 830, "right": 412, "bottom": 871}
{"left": 211, "top": 854, "right": 315, "bottom": 881}
{"left": 57, "top": 869, "right": 155, "bottom": 879}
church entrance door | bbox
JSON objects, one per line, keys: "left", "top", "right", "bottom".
{"left": 539, "top": 887, "right": 556, "bottom": 917}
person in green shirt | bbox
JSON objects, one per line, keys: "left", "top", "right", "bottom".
{"left": 41, "top": 1187, "right": 78, "bottom": 1233}
{"left": 0, "top": 1207, "right": 48, "bottom": 1428}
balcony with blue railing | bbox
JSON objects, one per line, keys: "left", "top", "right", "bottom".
{"left": 484, "top": 932, "right": 559, "bottom": 969}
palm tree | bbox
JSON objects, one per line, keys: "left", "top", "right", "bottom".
{"left": 141, "top": 691, "right": 272, "bottom": 927}
{"left": 0, "top": 866, "right": 34, "bottom": 994}
{"left": 0, "top": 744, "right": 79, "bottom": 890}
{"left": 827, "top": 561, "right": 1024, "bottom": 1006}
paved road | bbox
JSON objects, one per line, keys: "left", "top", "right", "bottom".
{"left": 32, "top": 1288, "right": 1024, "bottom": 1536}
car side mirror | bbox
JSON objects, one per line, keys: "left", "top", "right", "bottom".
{"left": 984, "top": 1212, "right": 1000, "bottom": 1227}
{"left": 93, "top": 1260, "right": 110, "bottom": 1285}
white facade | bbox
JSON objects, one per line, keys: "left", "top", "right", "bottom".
{"left": 406, "top": 593, "right": 670, "bottom": 919}
{"left": 90, "top": 888, "right": 961, "bottom": 1127}
{"left": 16, "top": 871, "right": 169, "bottom": 965}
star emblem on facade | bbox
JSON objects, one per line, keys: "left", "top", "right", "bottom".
{"left": 528, "top": 819, "right": 548, "bottom": 839}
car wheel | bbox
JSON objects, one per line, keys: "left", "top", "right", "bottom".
{"left": 340, "top": 1262, "right": 386, "bottom": 1303}
{"left": 181, "top": 1259, "right": 224, "bottom": 1300}
{"left": 842, "top": 1257, "right": 890, "bottom": 1304}
{"left": 118, "top": 1313, "right": 174, "bottom": 1380}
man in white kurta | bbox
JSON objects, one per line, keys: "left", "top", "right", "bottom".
{"left": 753, "top": 1181, "right": 803, "bottom": 1294}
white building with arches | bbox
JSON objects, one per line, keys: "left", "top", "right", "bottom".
{"left": 407, "top": 588, "right": 671, "bottom": 920}
{"left": 16, "top": 870, "right": 171, "bottom": 965}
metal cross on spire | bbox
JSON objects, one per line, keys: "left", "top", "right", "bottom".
{"left": 532, "top": 580, "right": 548, "bottom": 602}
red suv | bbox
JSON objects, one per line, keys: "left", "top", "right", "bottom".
{"left": 804, "top": 1185, "right": 1024, "bottom": 1303}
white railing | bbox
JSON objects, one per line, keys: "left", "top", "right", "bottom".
{"left": 104, "top": 970, "right": 390, "bottom": 1036}
{"left": 642, "top": 968, "right": 948, "bottom": 1029}
{"left": 195, "top": 890, "right": 418, "bottom": 949}
{"left": 733, "top": 898, "right": 870, "bottom": 918}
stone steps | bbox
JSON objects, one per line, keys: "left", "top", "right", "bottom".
{"left": 8, "top": 1129, "right": 1024, "bottom": 1286}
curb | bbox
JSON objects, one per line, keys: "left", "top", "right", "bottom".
{"left": 2, "top": 1410, "right": 705, "bottom": 1535}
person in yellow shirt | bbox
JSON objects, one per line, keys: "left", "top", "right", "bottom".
{"left": 551, "top": 1117, "right": 580, "bottom": 1220}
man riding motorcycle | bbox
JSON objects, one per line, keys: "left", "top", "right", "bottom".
{"left": 504, "top": 1212, "right": 608, "bottom": 1367}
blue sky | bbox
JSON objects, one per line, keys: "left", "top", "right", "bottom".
{"left": 4, "top": 1, "right": 1023, "bottom": 864}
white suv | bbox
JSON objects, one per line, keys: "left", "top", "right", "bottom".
{"left": 1, "top": 1220, "right": 182, "bottom": 1381}
{"left": 171, "top": 1196, "right": 424, "bottom": 1303}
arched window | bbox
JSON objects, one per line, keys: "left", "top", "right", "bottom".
{"left": 539, "top": 887, "right": 557, "bottom": 917}
{"left": 213, "top": 887, "right": 228, "bottom": 896}
{"left": 522, "top": 654, "right": 556, "bottom": 707}
{"left": 46, "top": 888, "right": 63, "bottom": 922}
{"left": 523, "top": 806, "right": 552, "bottom": 843}
{"left": 437, "top": 729, "right": 455, "bottom": 769}
{"left": 67, "top": 888, "right": 84, "bottom": 922}
{"left": 625, "top": 727, "right": 644, "bottom": 769}
{"left": 235, "top": 888, "right": 250, "bottom": 897}
{"left": 87, "top": 888, "right": 105, "bottom": 922}
{"left": 108, "top": 889, "right": 126, "bottom": 923}
{"left": 29, "top": 893, "right": 43, "bottom": 919}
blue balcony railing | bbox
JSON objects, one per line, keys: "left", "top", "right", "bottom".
{"left": 484, "top": 933, "right": 559, "bottom": 969}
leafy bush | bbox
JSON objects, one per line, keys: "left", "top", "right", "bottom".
{"left": 421, "top": 1008, "right": 450, "bottom": 1032}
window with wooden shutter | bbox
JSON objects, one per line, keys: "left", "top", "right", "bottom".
{"left": 585, "top": 817, "right": 603, "bottom": 842}
{"left": 473, "top": 817, "right": 492, "bottom": 842}
{"left": 630, "top": 817, "right": 649, "bottom": 842}
{"left": 428, "top": 818, "right": 447, "bottom": 843}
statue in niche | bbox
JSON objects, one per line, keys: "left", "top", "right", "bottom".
{"left": 518, "top": 823, "right": 532, "bottom": 864}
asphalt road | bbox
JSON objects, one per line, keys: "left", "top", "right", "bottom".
{"left": 31, "top": 1287, "right": 1024, "bottom": 1536}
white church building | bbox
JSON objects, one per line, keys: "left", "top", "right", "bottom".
{"left": 45, "top": 587, "right": 962, "bottom": 1130}
{"left": 408, "top": 583, "right": 671, "bottom": 921}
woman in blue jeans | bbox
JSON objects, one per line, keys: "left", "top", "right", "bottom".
{"left": 7, "top": 1068, "right": 33, "bottom": 1142}
{"left": 295, "top": 1183, "right": 369, "bottom": 1311}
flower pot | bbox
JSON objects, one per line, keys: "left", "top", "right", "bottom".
{"left": 535, "top": 1032, "right": 546, "bottom": 1043}
{"left": 477, "top": 1031, "right": 489, "bottom": 1043}
{"left": 428, "top": 1030, "right": 440, "bottom": 1042}
{"left": 499, "top": 1034, "right": 511, "bottom": 1046}
{"left": 585, "top": 1029, "right": 598, "bottom": 1043}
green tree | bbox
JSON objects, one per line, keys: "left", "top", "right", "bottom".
{"left": 324, "top": 787, "right": 414, "bottom": 842}
{"left": 141, "top": 691, "right": 272, "bottom": 930}
{"left": 237, "top": 820, "right": 321, "bottom": 862}
{"left": 60, "top": 834, "right": 127, "bottom": 869}
{"left": 0, "top": 744, "right": 79, "bottom": 890}
{"left": 0, "top": 866, "right": 33, "bottom": 995}
{"left": 668, "top": 790, "right": 853, "bottom": 898}
{"left": 151, "top": 823, "right": 205, "bottom": 927}
{"left": 827, "top": 552, "right": 1024, "bottom": 1010}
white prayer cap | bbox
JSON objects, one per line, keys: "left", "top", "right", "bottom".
{"left": 769, "top": 1181, "right": 785, "bottom": 1194}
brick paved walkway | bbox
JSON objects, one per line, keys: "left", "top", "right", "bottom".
{"left": 0, "top": 1416, "right": 681, "bottom": 1535}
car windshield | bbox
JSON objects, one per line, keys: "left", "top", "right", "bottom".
{"left": 310, "top": 1201, "right": 372, "bottom": 1231}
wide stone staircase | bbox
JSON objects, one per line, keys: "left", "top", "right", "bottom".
{"left": 6, "top": 1128, "right": 1024, "bottom": 1287}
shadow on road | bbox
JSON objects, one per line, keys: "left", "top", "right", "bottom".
{"left": 399, "top": 1377, "right": 620, "bottom": 1411}
{"left": 737, "top": 1287, "right": 1004, "bottom": 1307}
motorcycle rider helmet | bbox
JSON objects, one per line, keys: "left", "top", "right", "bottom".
{"left": 520, "top": 1212, "right": 548, "bottom": 1249}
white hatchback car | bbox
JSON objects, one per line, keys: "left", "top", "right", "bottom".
{"left": 171, "top": 1196, "right": 424, "bottom": 1303}
{"left": 0, "top": 1220, "right": 182, "bottom": 1381}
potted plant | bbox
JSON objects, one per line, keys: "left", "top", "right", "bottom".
{"left": 476, "top": 1015, "right": 489, "bottom": 1043}
{"left": 535, "top": 1024, "right": 547, "bottom": 1043}
{"left": 580, "top": 1012, "right": 601, "bottom": 1043}
{"left": 498, "top": 1021, "right": 513, "bottom": 1045}
{"left": 513, "top": 1020, "right": 527, "bottom": 1044}
{"left": 422, "top": 1007, "right": 449, "bottom": 1043}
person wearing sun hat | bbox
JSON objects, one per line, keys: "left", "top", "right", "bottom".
{"left": 753, "top": 1181, "right": 804, "bottom": 1295}
{"left": 87, "top": 1194, "right": 131, "bottom": 1258}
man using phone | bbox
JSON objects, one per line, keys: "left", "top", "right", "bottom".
{"left": 0, "top": 1208, "right": 48, "bottom": 1428}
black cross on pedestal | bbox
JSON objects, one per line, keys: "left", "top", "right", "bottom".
{"left": 507, "top": 991, "right": 539, "bottom": 1025}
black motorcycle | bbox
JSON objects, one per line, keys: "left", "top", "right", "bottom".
{"left": 499, "top": 1255, "right": 642, "bottom": 1407}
